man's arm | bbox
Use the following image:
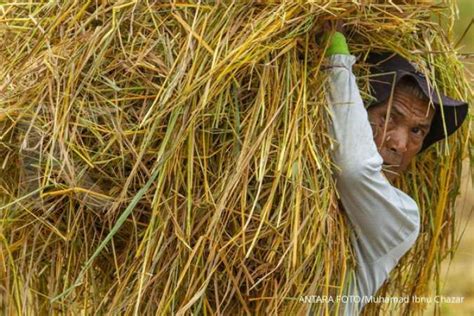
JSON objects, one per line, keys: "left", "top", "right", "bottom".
{"left": 324, "top": 33, "right": 420, "bottom": 305}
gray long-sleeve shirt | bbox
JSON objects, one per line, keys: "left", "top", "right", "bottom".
{"left": 325, "top": 55, "right": 421, "bottom": 315}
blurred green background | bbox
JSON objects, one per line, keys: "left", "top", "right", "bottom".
{"left": 453, "top": 0, "right": 474, "bottom": 54}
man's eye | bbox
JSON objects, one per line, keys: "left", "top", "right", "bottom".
{"left": 381, "top": 114, "right": 392, "bottom": 122}
{"left": 412, "top": 127, "right": 423, "bottom": 135}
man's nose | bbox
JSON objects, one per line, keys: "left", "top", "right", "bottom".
{"left": 386, "top": 130, "right": 408, "bottom": 153}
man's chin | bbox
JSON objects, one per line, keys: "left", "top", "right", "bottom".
{"left": 382, "top": 166, "right": 400, "bottom": 182}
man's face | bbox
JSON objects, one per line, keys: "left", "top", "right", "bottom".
{"left": 367, "top": 89, "right": 435, "bottom": 181}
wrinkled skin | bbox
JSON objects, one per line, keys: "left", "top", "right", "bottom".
{"left": 367, "top": 89, "right": 435, "bottom": 181}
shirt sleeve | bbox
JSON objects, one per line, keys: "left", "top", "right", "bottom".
{"left": 324, "top": 54, "right": 421, "bottom": 309}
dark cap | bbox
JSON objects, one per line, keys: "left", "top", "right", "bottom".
{"left": 367, "top": 52, "right": 468, "bottom": 151}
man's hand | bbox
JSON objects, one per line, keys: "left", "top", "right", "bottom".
{"left": 322, "top": 21, "right": 349, "bottom": 57}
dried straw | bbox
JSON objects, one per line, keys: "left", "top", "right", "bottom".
{"left": 0, "top": 1, "right": 471, "bottom": 315}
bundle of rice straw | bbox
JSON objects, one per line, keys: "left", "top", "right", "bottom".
{"left": 0, "top": 1, "right": 471, "bottom": 314}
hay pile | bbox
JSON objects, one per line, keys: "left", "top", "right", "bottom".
{"left": 0, "top": 1, "right": 471, "bottom": 314}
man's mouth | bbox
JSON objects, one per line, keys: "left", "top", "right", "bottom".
{"left": 379, "top": 149, "right": 402, "bottom": 167}
{"left": 383, "top": 161, "right": 401, "bottom": 167}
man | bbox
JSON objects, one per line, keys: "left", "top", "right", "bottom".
{"left": 323, "top": 29, "right": 468, "bottom": 315}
